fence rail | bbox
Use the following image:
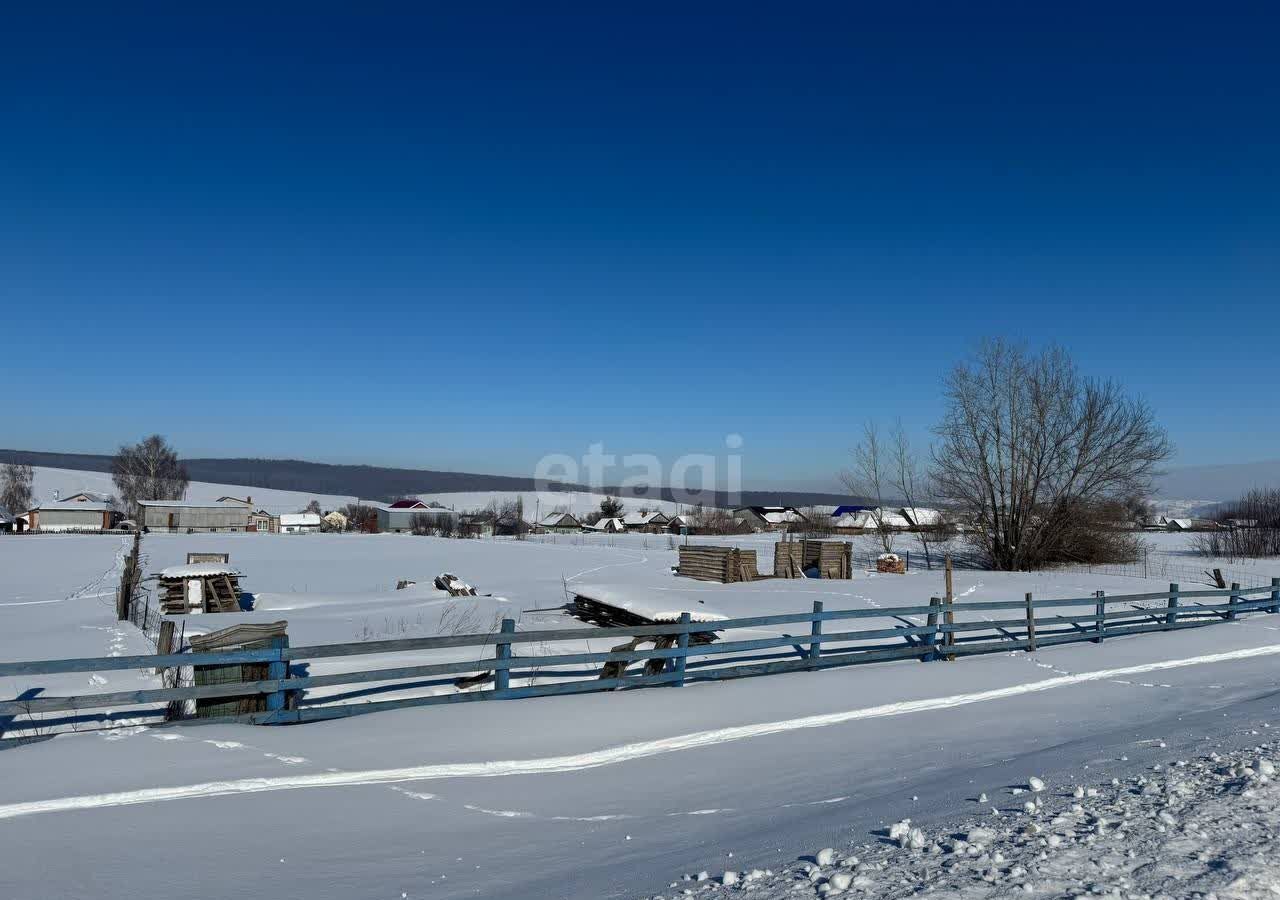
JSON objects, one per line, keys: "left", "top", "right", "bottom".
{"left": 3, "top": 580, "right": 1278, "bottom": 733}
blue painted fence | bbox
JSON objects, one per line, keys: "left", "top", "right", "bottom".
{"left": 2, "top": 579, "right": 1278, "bottom": 732}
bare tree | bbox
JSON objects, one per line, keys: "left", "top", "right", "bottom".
{"left": 1, "top": 463, "right": 34, "bottom": 515}
{"left": 931, "top": 340, "right": 1171, "bottom": 570}
{"left": 111, "top": 435, "right": 190, "bottom": 518}
{"left": 340, "top": 503, "right": 378, "bottom": 533}
{"left": 888, "top": 422, "right": 939, "bottom": 569}
{"left": 842, "top": 422, "right": 896, "bottom": 554}
{"left": 303, "top": 499, "right": 322, "bottom": 516}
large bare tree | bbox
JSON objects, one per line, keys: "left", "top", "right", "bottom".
{"left": 931, "top": 340, "right": 1171, "bottom": 570}
{"left": 1, "top": 463, "right": 34, "bottom": 515}
{"left": 111, "top": 435, "right": 190, "bottom": 518}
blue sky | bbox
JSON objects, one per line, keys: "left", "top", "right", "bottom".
{"left": 2, "top": 3, "right": 1277, "bottom": 491}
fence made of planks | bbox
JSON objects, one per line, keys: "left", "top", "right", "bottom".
{"left": 2, "top": 579, "right": 1279, "bottom": 734}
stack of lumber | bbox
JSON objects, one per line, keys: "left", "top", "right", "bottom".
{"left": 676, "top": 546, "right": 759, "bottom": 583}
{"left": 774, "top": 540, "right": 853, "bottom": 579}
{"left": 433, "top": 573, "right": 477, "bottom": 596}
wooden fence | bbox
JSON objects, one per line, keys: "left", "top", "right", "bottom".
{"left": 2, "top": 580, "right": 1278, "bottom": 733}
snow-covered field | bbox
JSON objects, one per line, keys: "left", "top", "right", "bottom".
{"left": 2, "top": 522, "right": 1280, "bottom": 899}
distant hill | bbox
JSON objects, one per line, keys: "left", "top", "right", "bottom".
{"left": 0, "top": 449, "right": 870, "bottom": 511}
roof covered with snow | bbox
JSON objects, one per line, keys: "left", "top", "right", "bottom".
{"left": 159, "top": 563, "right": 242, "bottom": 579}
{"left": 540, "top": 512, "right": 580, "bottom": 526}
{"left": 572, "top": 584, "right": 728, "bottom": 624}
{"left": 137, "top": 500, "right": 245, "bottom": 509}
{"left": 34, "top": 500, "right": 114, "bottom": 512}
{"left": 279, "top": 513, "right": 322, "bottom": 527}
{"left": 622, "top": 511, "right": 670, "bottom": 526}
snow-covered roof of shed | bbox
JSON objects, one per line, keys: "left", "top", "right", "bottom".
{"left": 279, "top": 513, "right": 322, "bottom": 526}
{"left": 586, "top": 517, "right": 625, "bottom": 531}
{"left": 572, "top": 584, "right": 728, "bottom": 624}
{"left": 35, "top": 501, "right": 114, "bottom": 512}
{"left": 159, "top": 563, "right": 242, "bottom": 579}
{"left": 540, "top": 512, "right": 578, "bottom": 525}
{"left": 901, "top": 507, "right": 942, "bottom": 526}
{"left": 137, "top": 500, "right": 245, "bottom": 509}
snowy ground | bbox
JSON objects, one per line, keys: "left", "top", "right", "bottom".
{"left": 642, "top": 728, "right": 1280, "bottom": 900}
{"left": 2, "top": 527, "right": 1280, "bottom": 899}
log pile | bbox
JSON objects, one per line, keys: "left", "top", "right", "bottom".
{"left": 434, "top": 573, "right": 477, "bottom": 596}
{"left": 876, "top": 553, "right": 907, "bottom": 574}
{"left": 676, "top": 546, "right": 759, "bottom": 583}
{"left": 774, "top": 540, "right": 853, "bottom": 579}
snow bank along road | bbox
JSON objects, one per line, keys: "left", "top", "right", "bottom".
{"left": 645, "top": 735, "right": 1280, "bottom": 899}
{"left": 2, "top": 643, "right": 1279, "bottom": 822}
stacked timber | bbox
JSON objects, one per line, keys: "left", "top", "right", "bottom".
{"left": 676, "top": 546, "right": 759, "bottom": 583}
{"left": 774, "top": 540, "right": 853, "bottom": 579}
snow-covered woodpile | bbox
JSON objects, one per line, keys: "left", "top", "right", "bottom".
{"left": 676, "top": 545, "right": 760, "bottom": 583}
{"left": 774, "top": 540, "right": 853, "bottom": 579}
{"left": 156, "top": 562, "right": 243, "bottom": 614}
{"left": 876, "top": 553, "right": 907, "bottom": 574}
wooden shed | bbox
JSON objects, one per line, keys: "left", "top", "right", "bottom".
{"left": 774, "top": 540, "right": 853, "bottom": 579}
{"left": 189, "top": 621, "right": 289, "bottom": 719}
{"left": 156, "top": 561, "right": 244, "bottom": 614}
{"left": 676, "top": 545, "right": 760, "bottom": 583}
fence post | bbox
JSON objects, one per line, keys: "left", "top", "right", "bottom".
{"left": 808, "top": 601, "right": 823, "bottom": 667}
{"left": 1271, "top": 578, "right": 1280, "bottom": 615}
{"left": 673, "top": 612, "right": 691, "bottom": 686}
{"left": 1229, "top": 583, "right": 1240, "bottom": 621}
{"left": 923, "top": 596, "right": 940, "bottom": 662}
{"left": 1025, "top": 592, "right": 1037, "bottom": 652}
{"left": 494, "top": 618, "right": 515, "bottom": 692}
{"left": 265, "top": 634, "right": 289, "bottom": 713}
{"left": 943, "top": 556, "right": 956, "bottom": 660}
{"left": 1094, "top": 591, "right": 1105, "bottom": 643}
{"left": 1166, "top": 582, "right": 1179, "bottom": 627}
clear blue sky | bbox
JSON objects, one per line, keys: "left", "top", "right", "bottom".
{"left": 2, "top": 3, "right": 1277, "bottom": 491}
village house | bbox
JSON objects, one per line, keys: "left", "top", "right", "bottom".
{"left": 27, "top": 499, "right": 122, "bottom": 532}
{"left": 731, "top": 506, "right": 807, "bottom": 532}
{"left": 622, "top": 510, "right": 671, "bottom": 533}
{"left": 538, "top": 511, "right": 581, "bottom": 533}
{"left": 585, "top": 516, "right": 625, "bottom": 533}
{"left": 494, "top": 510, "right": 529, "bottom": 536}
{"left": 279, "top": 512, "right": 321, "bottom": 534}
{"left": 249, "top": 509, "right": 277, "bottom": 533}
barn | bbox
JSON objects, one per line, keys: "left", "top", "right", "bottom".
{"left": 138, "top": 500, "right": 251, "bottom": 533}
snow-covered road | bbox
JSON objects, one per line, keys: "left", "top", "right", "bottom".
{"left": 4, "top": 618, "right": 1280, "bottom": 899}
